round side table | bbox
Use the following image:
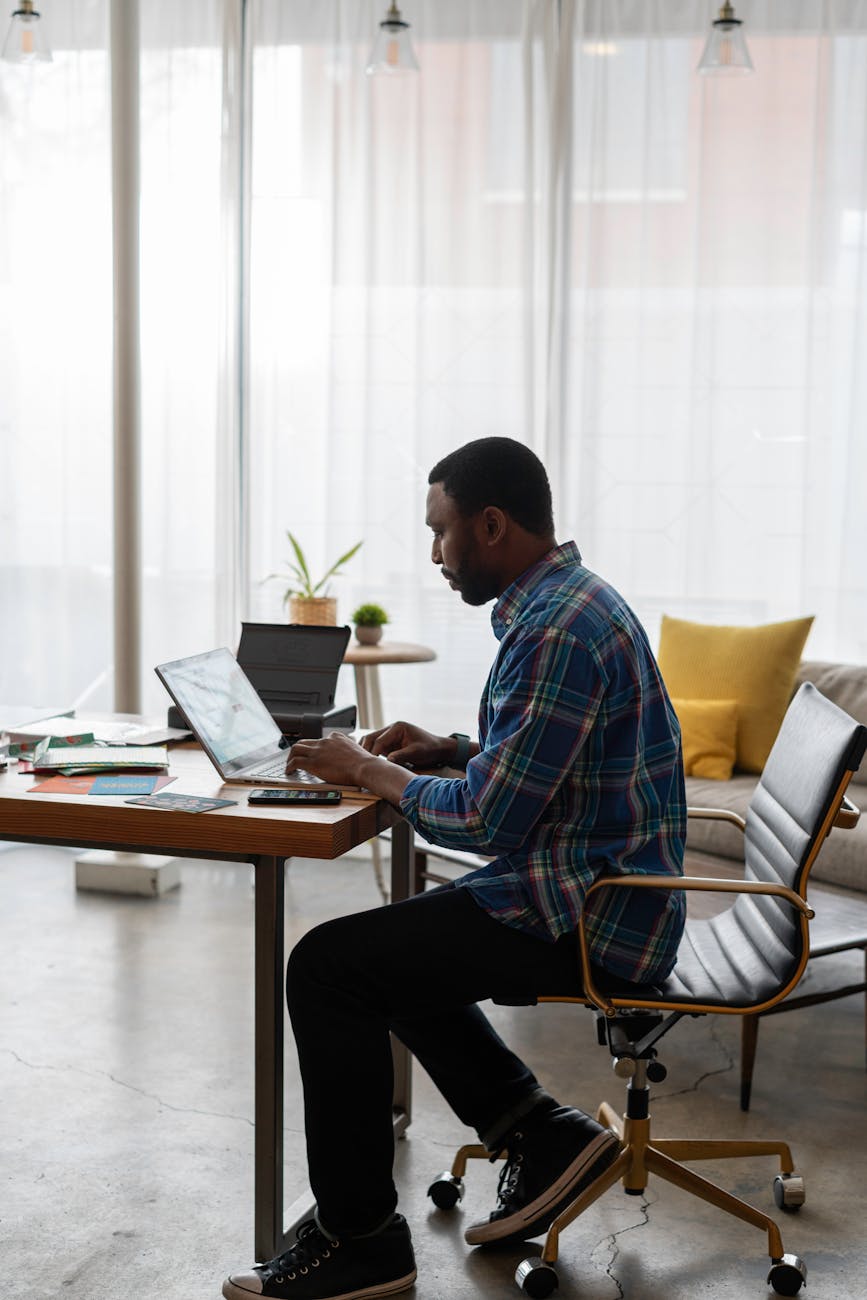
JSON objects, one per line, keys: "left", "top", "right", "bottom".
{"left": 343, "top": 640, "right": 436, "bottom": 731}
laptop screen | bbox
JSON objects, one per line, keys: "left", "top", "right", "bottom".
{"left": 156, "top": 648, "right": 282, "bottom": 768}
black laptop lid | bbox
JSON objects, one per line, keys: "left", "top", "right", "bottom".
{"left": 237, "top": 623, "right": 351, "bottom": 718}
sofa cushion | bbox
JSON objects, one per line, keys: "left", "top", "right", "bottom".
{"left": 684, "top": 774, "right": 867, "bottom": 894}
{"left": 684, "top": 774, "right": 757, "bottom": 862}
{"left": 671, "top": 697, "right": 738, "bottom": 781}
{"left": 796, "top": 661, "right": 867, "bottom": 729}
{"left": 658, "top": 614, "right": 814, "bottom": 773}
{"left": 810, "top": 779, "right": 867, "bottom": 892}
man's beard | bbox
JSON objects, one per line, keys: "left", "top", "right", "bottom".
{"left": 443, "top": 563, "right": 498, "bottom": 607}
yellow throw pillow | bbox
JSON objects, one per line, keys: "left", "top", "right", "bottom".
{"left": 671, "top": 698, "right": 738, "bottom": 781}
{"left": 658, "top": 615, "right": 814, "bottom": 773}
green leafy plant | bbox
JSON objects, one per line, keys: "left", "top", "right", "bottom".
{"left": 268, "top": 532, "right": 363, "bottom": 604}
{"left": 351, "top": 602, "right": 389, "bottom": 627}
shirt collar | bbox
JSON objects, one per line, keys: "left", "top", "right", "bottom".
{"left": 491, "top": 540, "right": 583, "bottom": 640}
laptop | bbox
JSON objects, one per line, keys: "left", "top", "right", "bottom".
{"left": 155, "top": 647, "right": 350, "bottom": 791}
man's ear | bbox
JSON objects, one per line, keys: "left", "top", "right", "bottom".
{"left": 481, "top": 506, "right": 508, "bottom": 545}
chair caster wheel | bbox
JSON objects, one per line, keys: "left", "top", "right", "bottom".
{"left": 773, "top": 1173, "right": 805, "bottom": 1212}
{"left": 515, "top": 1257, "right": 558, "bottom": 1298}
{"left": 767, "top": 1253, "right": 807, "bottom": 1296}
{"left": 427, "top": 1171, "right": 464, "bottom": 1210}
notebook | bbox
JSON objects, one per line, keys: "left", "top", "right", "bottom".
{"left": 155, "top": 648, "right": 351, "bottom": 791}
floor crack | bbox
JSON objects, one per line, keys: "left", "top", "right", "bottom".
{"left": 591, "top": 1191, "right": 655, "bottom": 1298}
{"left": 2, "top": 1047, "right": 255, "bottom": 1128}
{"left": 651, "top": 1019, "right": 735, "bottom": 1100}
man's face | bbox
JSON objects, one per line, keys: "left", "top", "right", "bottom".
{"left": 425, "top": 482, "right": 500, "bottom": 606}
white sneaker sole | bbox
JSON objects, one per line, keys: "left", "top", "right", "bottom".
{"left": 464, "top": 1130, "right": 619, "bottom": 1245}
{"left": 222, "top": 1267, "right": 416, "bottom": 1300}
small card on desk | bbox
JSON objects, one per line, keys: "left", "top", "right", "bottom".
{"left": 125, "top": 792, "right": 238, "bottom": 813}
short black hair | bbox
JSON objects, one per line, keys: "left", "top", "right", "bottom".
{"left": 428, "top": 437, "right": 555, "bottom": 537}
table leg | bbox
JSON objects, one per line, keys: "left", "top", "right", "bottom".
{"left": 352, "top": 662, "right": 388, "bottom": 903}
{"left": 254, "top": 854, "right": 286, "bottom": 1262}
{"left": 353, "top": 664, "right": 372, "bottom": 730}
{"left": 390, "top": 818, "right": 413, "bottom": 1135}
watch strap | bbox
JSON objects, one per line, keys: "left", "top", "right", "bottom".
{"left": 449, "top": 732, "right": 472, "bottom": 769}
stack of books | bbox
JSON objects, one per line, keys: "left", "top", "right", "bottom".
{"left": 30, "top": 744, "right": 169, "bottom": 777}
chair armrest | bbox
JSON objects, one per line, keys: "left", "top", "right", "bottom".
{"left": 834, "top": 794, "right": 860, "bottom": 830}
{"left": 686, "top": 806, "right": 746, "bottom": 832}
{"left": 688, "top": 794, "right": 858, "bottom": 831}
{"left": 576, "top": 873, "right": 814, "bottom": 1018}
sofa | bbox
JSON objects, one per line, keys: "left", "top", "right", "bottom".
{"left": 683, "top": 660, "right": 867, "bottom": 895}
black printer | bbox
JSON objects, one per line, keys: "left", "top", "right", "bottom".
{"left": 236, "top": 622, "right": 356, "bottom": 738}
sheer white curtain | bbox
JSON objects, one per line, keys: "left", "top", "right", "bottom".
{"left": 556, "top": 0, "right": 867, "bottom": 666}
{"left": 246, "top": 0, "right": 553, "bottom": 734}
{"left": 0, "top": 3, "right": 113, "bottom": 710}
{"left": 139, "top": 0, "right": 239, "bottom": 713}
{"left": 247, "top": 0, "right": 867, "bottom": 740}
{"left": 0, "top": 1, "right": 241, "bottom": 714}
{"left": 3, "top": 1, "right": 867, "bottom": 722}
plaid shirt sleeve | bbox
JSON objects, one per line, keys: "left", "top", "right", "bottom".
{"left": 400, "top": 627, "right": 604, "bottom": 853}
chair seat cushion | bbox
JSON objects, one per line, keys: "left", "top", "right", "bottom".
{"left": 651, "top": 905, "right": 803, "bottom": 1009}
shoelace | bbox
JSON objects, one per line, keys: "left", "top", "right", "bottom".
{"left": 264, "top": 1219, "right": 341, "bottom": 1283}
{"left": 492, "top": 1130, "right": 525, "bottom": 1209}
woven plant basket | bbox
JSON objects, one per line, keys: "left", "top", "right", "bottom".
{"left": 288, "top": 596, "right": 337, "bottom": 626}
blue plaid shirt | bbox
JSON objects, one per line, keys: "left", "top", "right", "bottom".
{"left": 400, "top": 542, "right": 686, "bottom": 982}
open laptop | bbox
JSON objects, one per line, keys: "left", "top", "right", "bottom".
{"left": 155, "top": 647, "right": 351, "bottom": 791}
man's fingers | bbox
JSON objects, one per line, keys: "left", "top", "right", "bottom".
{"left": 360, "top": 728, "right": 386, "bottom": 753}
{"left": 368, "top": 726, "right": 405, "bottom": 757}
{"left": 285, "top": 740, "right": 314, "bottom": 770}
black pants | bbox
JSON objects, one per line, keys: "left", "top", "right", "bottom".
{"left": 286, "top": 883, "right": 591, "bottom": 1236}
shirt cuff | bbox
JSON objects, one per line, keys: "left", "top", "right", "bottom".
{"left": 399, "top": 773, "right": 436, "bottom": 824}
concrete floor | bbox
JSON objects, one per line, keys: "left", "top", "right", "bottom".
{"left": 1, "top": 843, "right": 866, "bottom": 1300}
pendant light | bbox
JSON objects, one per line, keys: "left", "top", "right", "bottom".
{"left": 697, "top": 2, "right": 753, "bottom": 75}
{"left": 366, "top": 2, "right": 419, "bottom": 76}
{"left": 1, "top": 0, "right": 52, "bottom": 63}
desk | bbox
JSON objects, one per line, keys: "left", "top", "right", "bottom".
{"left": 343, "top": 640, "right": 436, "bottom": 730}
{"left": 0, "top": 743, "right": 413, "bottom": 1262}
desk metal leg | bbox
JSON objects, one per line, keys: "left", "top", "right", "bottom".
{"left": 390, "top": 818, "right": 413, "bottom": 1135}
{"left": 254, "top": 854, "right": 286, "bottom": 1262}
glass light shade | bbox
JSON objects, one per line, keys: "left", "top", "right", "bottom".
{"left": 697, "top": 9, "right": 753, "bottom": 75}
{"left": 366, "top": 12, "right": 419, "bottom": 75}
{"left": 2, "top": 5, "right": 52, "bottom": 63}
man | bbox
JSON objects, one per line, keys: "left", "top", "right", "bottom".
{"left": 223, "top": 437, "right": 686, "bottom": 1300}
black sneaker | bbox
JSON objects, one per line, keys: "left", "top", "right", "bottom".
{"left": 222, "top": 1215, "right": 416, "bottom": 1300}
{"left": 464, "top": 1105, "right": 620, "bottom": 1246}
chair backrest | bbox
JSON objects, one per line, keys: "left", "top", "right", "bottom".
{"left": 734, "top": 682, "right": 867, "bottom": 979}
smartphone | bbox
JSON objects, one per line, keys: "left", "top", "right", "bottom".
{"left": 248, "top": 788, "right": 342, "bottom": 805}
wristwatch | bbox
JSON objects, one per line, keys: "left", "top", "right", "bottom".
{"left": 449, "top": 732, "right": 472, "bottom": 769}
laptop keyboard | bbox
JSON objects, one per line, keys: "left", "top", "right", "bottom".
{"left": 253, "top": 757, "right": 321, "bottom": 783}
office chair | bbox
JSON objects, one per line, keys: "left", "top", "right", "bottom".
{"left": 427, "top": 683, "right": 866, "bottom": 1297}
{"left": 692, "top": 793, "right": 867, "bottom": 1109}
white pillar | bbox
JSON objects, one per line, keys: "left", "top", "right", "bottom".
{"left": 110, "top": 0, "right": 141, "bottom": 712}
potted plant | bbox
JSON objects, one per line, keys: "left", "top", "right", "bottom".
{"left": 267, "top": 532, "right": 363, "bottom": 625}
{"left": 351, "top": 602, "right": 389, "bottom": 645}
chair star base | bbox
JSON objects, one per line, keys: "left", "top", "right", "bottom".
{"left": 433, "top": 1057, "right": 808, "bottom": 1298}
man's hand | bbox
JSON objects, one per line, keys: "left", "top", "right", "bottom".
{"left": 360, "top": 721, "right": 458, "bottom": 769}
{"left": 286, "top": 733, "right": 372, "bottom": 787}
{"left": 286, "top": 732, "right": 416, "bottom": 805}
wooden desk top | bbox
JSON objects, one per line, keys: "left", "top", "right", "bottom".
{"left": 343, "top": 640, "right": 436, "bottom": 666}
{"left": 0, "top": 745, "right": 397, "bottom": 861}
